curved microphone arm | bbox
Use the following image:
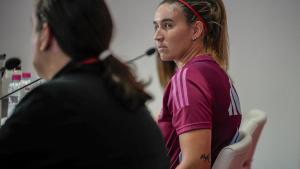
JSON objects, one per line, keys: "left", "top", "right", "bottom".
{"left": 0, "top": 78, "right": 42, "bottom": 100}
{"left": 126, "top": 47, "right": 156, "bottom": 64}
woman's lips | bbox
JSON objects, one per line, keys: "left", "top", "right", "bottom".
{"left": 157, "top": 45, "right": 167, "bottom": 51}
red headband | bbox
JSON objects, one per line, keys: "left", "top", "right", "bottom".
{"left": 178, "top": 0, "right": 208, "bottom": 32}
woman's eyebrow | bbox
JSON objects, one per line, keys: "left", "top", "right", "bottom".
{"left": 153, "top": 18, "right": 174, "bottom": 25}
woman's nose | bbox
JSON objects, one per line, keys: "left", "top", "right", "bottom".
{"left": 154, "top": 29, "right": 163, "bottom": 42}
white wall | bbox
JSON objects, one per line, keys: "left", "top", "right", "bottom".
{"left": 0, "top": 0, "right": 299, "bottom": 168}
{"left": 0, "top": 0, "right": 34, "bottom": 74}
{"left": 225, "top": 1, "right": 300, "bottom": 168}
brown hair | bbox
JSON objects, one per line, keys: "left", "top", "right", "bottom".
{"left": 156, "top": 54, "right": 177, "bottom": 88}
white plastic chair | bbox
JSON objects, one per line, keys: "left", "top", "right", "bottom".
{"left": 239, "top": 109, "right": 267, "bottom": 169}
{"left": 212, "top": 131, "right": 252, "bottom": 169}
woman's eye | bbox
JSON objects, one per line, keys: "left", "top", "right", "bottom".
{"left": 164, "top": 23, "right": 173, "bottom": 29}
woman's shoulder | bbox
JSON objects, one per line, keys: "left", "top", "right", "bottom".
{"left": 168, "top": 59, "right": 229, "bottom": 92}
{"left": 186, "top": 57, "right": 227, "bottom": 81}
{"left": 171, "top": 63, "right": 212, "bottom": 83}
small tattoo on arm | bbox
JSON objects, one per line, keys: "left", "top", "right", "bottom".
{"left": 200, "top": 154, "right": 210, "bottom": 163}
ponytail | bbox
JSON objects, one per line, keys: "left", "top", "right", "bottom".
{"left": 101, "top": 55, "right": 152, "bottom": 111}
{"left": 156, "top": 54, "right": 177, "bottom": 89}
{"left": 204, "top": 0, "right": 229, "bottom": 71}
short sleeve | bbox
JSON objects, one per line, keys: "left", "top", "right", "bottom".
{"left": 170, "top": 68, "right": 213, "bottom": 135}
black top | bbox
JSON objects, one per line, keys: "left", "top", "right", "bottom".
{"left": 0, "top": 61, "right": 169, "bottom": 169}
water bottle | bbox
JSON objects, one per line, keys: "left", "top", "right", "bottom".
{"left": 7, "top": 74, "right": 22, "bottom": 118}
{"left": 20, "top": 72, "right": 32, "bottom": 99}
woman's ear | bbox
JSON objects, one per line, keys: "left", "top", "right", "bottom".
{"left": 39, "top": 23, "right": 52, "bottom": 51}
{"left": 192, "top": 20, "right": 204, "bottom": 41}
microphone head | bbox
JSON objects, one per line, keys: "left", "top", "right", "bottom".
{"left": 145, "top": 47, "right": 156, "bottom": 56}
{"left": 0, "top": 54, "right": 6, "bottom": 60}
{"left": 5, "top": 57, "right": 21, "bottom": 70}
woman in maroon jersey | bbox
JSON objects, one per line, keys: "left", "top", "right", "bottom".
{"left": 153, "top": 0, "right": 242, "bottom": 168}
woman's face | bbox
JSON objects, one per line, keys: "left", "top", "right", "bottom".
{"left": 153, "top": 3, "right": 194, "bottom": 61}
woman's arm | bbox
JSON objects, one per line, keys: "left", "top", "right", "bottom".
{"left": 176, "top": 129, "right": 211, "bottom": 169}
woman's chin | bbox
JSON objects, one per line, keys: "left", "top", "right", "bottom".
{"left": 159, "top": 54, "right": 173, "bottom": 61}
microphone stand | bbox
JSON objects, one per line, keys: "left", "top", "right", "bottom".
{"left": 126, "top": 53, "right": 147, "bottom": 64}
{"left": 126, "top": 47, "right": 156, "bottom": 64}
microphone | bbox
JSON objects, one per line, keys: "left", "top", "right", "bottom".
{"left": 0, "top": 54, "right": 6, "bottom": 77}
{"left": 1, "top": 57, "right": 22, "bottom": 78}
{"left": 126, "top": 47, "right": 156, "bottom": 64}
{"left": 0, "top": 54, "right": 6, "bottom": 60}
{"left": 5, "top": 57, "right": 21, "bottom": 70}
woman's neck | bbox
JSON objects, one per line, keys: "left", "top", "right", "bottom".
{"left": 174, "top": 45, "right": 207, "bottom": 69}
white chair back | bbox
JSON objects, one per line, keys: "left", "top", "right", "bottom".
{"left": 239, "top": 109, "right": 267, "bottom": 169}
{"left": 212, "top": 131, "right": 252, "bottom": 169}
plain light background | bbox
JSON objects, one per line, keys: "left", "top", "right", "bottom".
{"left": 0, "top": 0, "right": 299, "bottom": 168}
